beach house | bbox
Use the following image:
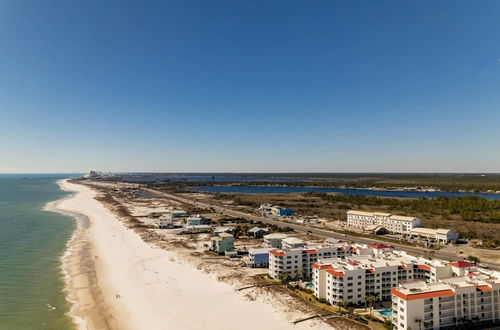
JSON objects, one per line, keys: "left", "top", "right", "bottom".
{"left": 248, "top": 248, "right": 273, "bottom": 268}
{"left": 271, "top": 206, "right": 293, "bottom": 217}
{"left": 210, "top": 233, "right": 234, "bottom": 254}
{"left": 186, "top": 215, "right": 208, "bottom": 226}
{"left": 263, "top": 233, "right": 288, "bottom": 248}
{"left": 171, "top": 210, "right": 188, "bottom": 218}
{"left": 248, "top": 227, "right": 269, "bottom": 238}
{"left": 158, "top": 215, "right": 174, "bottom": 229}
{"left": 214, "top": 226, "right": 236, "bottom": 236}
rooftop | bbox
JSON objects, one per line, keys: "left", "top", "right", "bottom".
{"left": 264, "top": 233, "right": 288, "bottom": 239}
{"left": 249, "top": 248, "right": 274, "bottom": 255}
{"left": 248, "top": 227, "right": 268, "bottom": 233}
{"left": 449, "top": 260, "right": 474, "bottom": 268}
{"left": 388, "top": 214, "right": 418, "bottom": 221}
{"left": 392, "top": 282, "right": 455, "bottom": 301}
{"left": 282, "top": 237, "right": 304, "bottom": 244}
{"left": 347, "top": 210, "right": 377, "bottom": 216}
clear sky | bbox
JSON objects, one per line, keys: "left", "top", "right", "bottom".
{"left": 0, "top": 0, "right": 499, "bottom": 173}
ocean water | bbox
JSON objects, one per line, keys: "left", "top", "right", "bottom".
{"left": 0, "top": 174, "right": 80, "bottom": 330}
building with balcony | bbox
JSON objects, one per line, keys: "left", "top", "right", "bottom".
{"left": 391, "top": 272, "right": 500, "bottom": 330}
{"left": 269, "top": 245, "right": 355, "bottom": 280}
{"left": 346, "top": 210, "right": 421, "bottom": 235}
{"left": 210, "top": 233, "right": 234, "bottom": 254}
{"left": 248, "top": 248, "right": 273, "bottom": 268}
{"left": 311, "top": 251, "right": 470, "bottom": 306}
{"left": 263, "top": 233, "right": 288, "bottom": 248}
{"left": 409, "top": 228, "right": 459, "bottom": 244}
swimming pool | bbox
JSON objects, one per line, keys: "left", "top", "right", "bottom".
{"left": 378, "top": 309, "right": 392, "bottom": 317}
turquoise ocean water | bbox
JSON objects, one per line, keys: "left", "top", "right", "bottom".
{"left": 0, "top": 174, "right": 81, "bottom": 330}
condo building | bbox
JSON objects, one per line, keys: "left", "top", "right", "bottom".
{"left": 391, "top": 272, "right": 500, "bottom": 330}
{"left": 311, "top": 250, "right": 475, "bottom": 305}
{"left": 347, "top": 210, "right": 421, "bottom": 235}
{"left": 269, "top": 245, "right": 355, "bottom": 280}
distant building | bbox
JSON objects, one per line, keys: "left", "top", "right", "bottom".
{"left": 347, "top": 210, "right": 421, "bottom": 235}
{"left": 324, "top": 238, "right": 341, "bottom": 245}
{"left": 248, "top": 227, "right": 269, "bottom": 238}
{"left": 181, "top": 225, "right": 212, "bottom": 234}
{"left": 263, "top": 233, "right": 288, "bottom": 248}
{"left": 271, "top": 206, "right": 293, "bottom": 217}
{"left": 366, "top": 225, "right": 389, "bottom": 235}
{"left": 410, "top": 227, "right": 459, "bottom": 243}
{"left": 214, "top": 226, "right": 235, "bottom": 236}
{"left": 210, "top": 233, "right": 234, "bottom": 254}
{"left": 158, "top": 215, "right": 174, "bottom": 229}
{"left": 281, "top": 237, "right": 305, "bottom": 249}
{"left": 171, "top": 210, "right": 188, "bottom": 218}
{"left": 248, "top": 248, "right": 273, "bottom": 268}
{"left": 149, "top": 211, "right": 170, "bottom": 218}
{"left": 258, "top": 203, "right": 273, "bottom": 213}
{"left": 186, "top": 215, "right": 208, "bottom": 226}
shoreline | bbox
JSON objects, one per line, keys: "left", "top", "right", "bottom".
{"left": 50, "top": 179, "right": 334, "bottom": 330}
{"left": 46, "top": 182, "right": 117, "bottom": 330}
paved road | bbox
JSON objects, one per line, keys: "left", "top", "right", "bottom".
{"left": 145, "top": 188, "right": 500, "bottom": 271}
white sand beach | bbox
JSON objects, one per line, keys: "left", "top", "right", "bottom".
{"left": 53, "top": 179, "right": 333, "bottom": 330}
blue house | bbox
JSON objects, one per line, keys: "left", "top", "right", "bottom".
{"left": 271, "top": 206, "right": 293, "bottom": 217}
{"left": 248, "top": 248, "right": 273, "bottom": 268}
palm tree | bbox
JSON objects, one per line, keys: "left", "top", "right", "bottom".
{"left": 347, "top": 306, "right": 355, "bottom": 319}
{"left": 415, "top": 318, "right": 423, "bottom": 330}
{"left": 337, "top": 300, "right": 347, "bottom": 315}
{"left": 294, "top": 269, "right": 304, "bottom": 280}
{"left": 364, "top": 295, "right": 377, "bottom": 314}
{"left": 278, "top": 272, "right": 290, "bottom": 285}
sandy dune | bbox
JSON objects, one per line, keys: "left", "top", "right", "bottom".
{"left": 53, "top": 180, "right": 332, "bottom": 330}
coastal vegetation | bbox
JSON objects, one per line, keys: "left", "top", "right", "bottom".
{"left": 207, "top": 191, "right": 500, "bottom": 247}
{"left": 137, "top": 173, "right": 500, "bottom": 193}
{"left": 306, "top": 192, "right": 500, "bottom": 224}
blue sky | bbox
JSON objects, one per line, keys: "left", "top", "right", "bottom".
{"left": 0, "top": 0, "right": 499, "bottom": 173}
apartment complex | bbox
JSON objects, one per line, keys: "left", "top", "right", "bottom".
{"left": 311, "top": 251, "right": 474, "bottom": 305}
{"left": 347, "top": 210, "right": 421, "bottom": 235}
{"left": 409, "top": 227, "right": 459, "bottom": 244}
{"left": 269, "top": 245, "right": 355, "bottom": 280}
{"left": 391, "top": 272, "right": 500, "bottom": 330}
{"left": 263, "top": 233, "right": 288, "bottom": 248}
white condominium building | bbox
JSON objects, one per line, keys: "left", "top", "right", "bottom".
{"left": 269, "top": 245, "right": 355, "bottom": 280}
{"left": 391, "top": 272, "right": 500, "bottom": 330}
{"left": 263, "top": 233, "right": 289, "bottom": 248}
{"left": 311, "top": 251, "right": 472, "bottom": 306}
{"left": 347, "top": 210, "right": 421, "bottom": 235}
{"left": 312, "top": 253, "right": 417, "bottom": 305}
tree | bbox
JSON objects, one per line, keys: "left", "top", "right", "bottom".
{"left": 278, "top": 272, "right": 290, "bottom": 285}
{"left": 466, "top": 255, "right": 480, "bottom": 264}
{"left": 294, "top": 269, "right": 304, "bottom": 280}
{"left": 337, "top": 301, "right": 347, "bottom": 315}
{"left": 414, "top": 318, "right": 423, "bottom": 330}
{"left": 346, "top": 306, "right": 355, "bottom": 318}
{"left": 364, "top": 295, "right": 377, "bottom": 314}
